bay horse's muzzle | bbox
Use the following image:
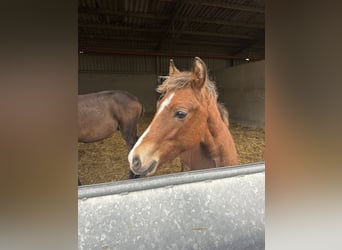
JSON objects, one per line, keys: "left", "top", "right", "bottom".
{"left": 130, "top": 155, "right": 157, "bottom": 176}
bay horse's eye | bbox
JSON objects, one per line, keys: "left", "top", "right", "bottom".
{"left": 174, "top": 110, "right": 187, "bottom": 120}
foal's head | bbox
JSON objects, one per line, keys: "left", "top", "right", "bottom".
{"left": 128, "top": 57, "right": 220, "bottom": 176}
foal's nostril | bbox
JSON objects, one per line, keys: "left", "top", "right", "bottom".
{"left": 132, "top": 156, "right": 141, "bottom": 171}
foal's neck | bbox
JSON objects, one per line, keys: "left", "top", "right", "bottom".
{"left": 180, "top": 143, "right": 216, "bottom": 170}
{"left": 180, "top": 95, "right": 239, "bottom": 170}
{"left": 180, "top": 97, "right": 239, "bottom": 170}
{"left": 203, "top": 99, "right": 239, "bottom": 167}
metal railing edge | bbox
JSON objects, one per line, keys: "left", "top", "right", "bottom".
{"left": 78, "top": 162, "right": 265, "bottom": 199}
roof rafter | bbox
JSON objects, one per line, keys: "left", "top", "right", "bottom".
{"left": 78, "top": 0, "right": 265, "bottom": 59}
{"left": 161, "top": 0, "right": 264, "bottom": 13}
{"left": 79, "top": 24, "right": 256, "bottom": 40}
{"left": 230, "top": 30, "right": 265, "bottom": 56}
{"left": 78, "top": 8, "right": 264, "bottom": 29}
{"left": 155, "top": 0, "right": 186, "bottom": 50}
{"left": 79, "top": 35, "right": 264, "bottom": 48}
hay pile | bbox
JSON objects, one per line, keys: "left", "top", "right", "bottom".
{"left": 78, "top": 113, "right": 264, "bottom": 185}
{"left": 230, "top": 123, "right": 265, "bottom": 164}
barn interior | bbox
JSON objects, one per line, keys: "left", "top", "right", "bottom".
{"left": 78, "top": 0, "right": 265, "bottom": 184}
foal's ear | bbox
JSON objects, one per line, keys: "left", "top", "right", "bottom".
{"left": 191, "top": 57, "right": 207, "bottom": 90}
{"left": 169, "top": 59, "right": 180, "bottom": 76}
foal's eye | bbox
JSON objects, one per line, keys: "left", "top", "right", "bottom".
{"left": 174, "top": 110, "right": 187, "bottom": 120}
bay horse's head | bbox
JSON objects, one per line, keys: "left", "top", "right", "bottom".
{"left": 128, "top": 57, "right": 227, "bottom": 176}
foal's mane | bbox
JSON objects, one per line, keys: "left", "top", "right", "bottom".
{"left": 156, "top": 71, "right": 229, "bottom": 127}
{"left": 156, "top": 72, "right": 218, "bottom": 99}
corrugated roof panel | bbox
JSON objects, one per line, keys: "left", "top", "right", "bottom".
{"left": 79, "top": 54, "right": 228, "bottom": 74}
{"left": 180, "top": 3, "right": 196, "bottom": 17}
{"left": 98, "top": 0, "right": 107, "bottom": 9}
{"left": 88, "top": 0, "right": 98, "bottom": 9}
{"left": 79, "top": 54, "right": 158, "bottom": 73}
{"left": 250, "top": 12, "right": 264, "bottom": 24}
{"left": 122, "top": 0, "right": 148, "bottom": 13}
{"left": 79, "top": 0, "right": 264, "bottom": 60}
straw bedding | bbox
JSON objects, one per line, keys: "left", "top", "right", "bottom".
{"left": 78, "top": 113, "right": 265, "bottom": 185}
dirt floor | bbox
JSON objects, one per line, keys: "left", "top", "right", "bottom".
{"left": 78, "top": 113, "right": 265, "bottom": 185}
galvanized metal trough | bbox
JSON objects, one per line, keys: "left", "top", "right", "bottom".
{"left": 78, "top": 162, "right": 265, "bottom": 250}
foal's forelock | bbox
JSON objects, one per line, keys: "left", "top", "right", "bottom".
{"left": 156, "top": 72, "right": 230, "bottom": 127}
{"left": 156, "top": 72, "right": 218, "bottom": 99}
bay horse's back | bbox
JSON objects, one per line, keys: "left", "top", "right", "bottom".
{"left": 78, "top": 90, "right": 143, "bottom": 148}
{"left": 108, "top": 90, "right": 144, "bottom": 149}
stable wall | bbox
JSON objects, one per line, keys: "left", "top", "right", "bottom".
{"left": 78, "top": 54, "right": 226, "bottom": 112}
{"left": 78, "top": 73, "right": 158, "bottom": 112}
{"left": 78, "top": 54, "right": 228, "bottom": 113}
{"left": 78, "top": 54, "right": 264, "bottom": 127}
{"left": 214, "top": 60, "right": 265, "bottom": 128}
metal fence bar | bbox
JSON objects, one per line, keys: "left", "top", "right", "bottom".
{"left": 78, "top": 162, "right": 265, "bottom": 199}
{"left": 79, "top": 162, "right": 265, "bottom": 249}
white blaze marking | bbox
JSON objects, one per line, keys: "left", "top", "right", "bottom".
{"left": 128, "top": 126, "right": 150, "bottom": 165}
{"left": 128, "top": 92, "right": 174, "bottom": 165}
{"left": 157, "top": 92, "right": 174, "bottom": 115}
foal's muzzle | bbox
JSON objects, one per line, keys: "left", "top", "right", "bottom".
{"left": 130, "top": 155, "right": 157, "bottom": 176}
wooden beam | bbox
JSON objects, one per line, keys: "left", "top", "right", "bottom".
{"left": 177, "top": 17, "right": 264, "bottom": 29}
{"left": 79, "top": 35, "right": 264, "bottom": 48}
{"left": 161, "top": 0, "right": 264, "bottom": 13}
{"left": 79, "top": 42, "right": 264, "bottom": 58}
{"left": 230, "top": 30, "right": 265, "bottom": 56}
{"left": 79, "top": 35, "right": 160, "bottom": 42}
{"left": 79, "top": 24, "right": 159, "bottom": 33}
{"left": 78, "top": 8, "right": 264, "bottom": 29}
{"left": 78, "top": 7, "right": 167, "bottom": 20}
{"left": 79, "top": 41, "right": 262, "bottom": 54}
{"left": 181, "top": 30, "right": 255, "bottom": 40}
{"left": 155, "top": 0, "right": 186, "bottom": 50}
{"left": 79, "top": 47, "right": 264, "bottom": 60}
{"left": 194, "top": 1, "right": 264, "bottom": 13}
{"left": 79, "top": 24, "right": 256, "bottom": 40}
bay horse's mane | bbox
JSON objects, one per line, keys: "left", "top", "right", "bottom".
{"left": 156, "top": 72, "right": 229, "bottom": 127}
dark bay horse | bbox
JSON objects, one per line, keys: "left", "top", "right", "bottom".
{"left": 128, "top": 57, "right": 239, "bottom": 176}
{"left": 78, "top": 90, "right": 144, "bottom": 184}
